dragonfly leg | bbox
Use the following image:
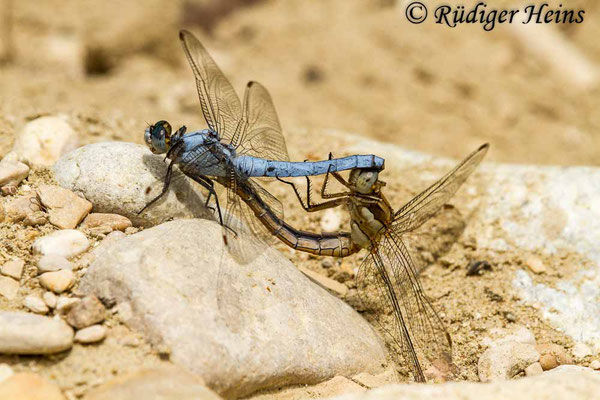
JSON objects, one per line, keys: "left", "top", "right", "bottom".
{"left": 188, "top": 175, "right": 224, "bottom": 226}
{"left": 138, "top": 160, "right": 175, "bottom": 214}
{"left": 277, "top": 176, "right": 345, "bottom": 212}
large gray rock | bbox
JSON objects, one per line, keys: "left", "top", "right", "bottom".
{"left": 326, "top": 366, "right": 600, "bottom": 400}
{"left": 53, "top": 142, "right": 212, "bottom": 227}
{"left": 79, "top": 219, "right": 387, "bottom": 398}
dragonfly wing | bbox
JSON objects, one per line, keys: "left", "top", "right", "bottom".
{"left": 392, "top": 144, "right": 488, "bottom": 234}
{"left": 179, "top": 30, "right": 242, "bottom": 142}
{"left": 235, "top": 81, "right": 290, "bottom": 162}
{"left": 223, "top": 176, "right": 284, "bottom": 264}
{"left": 356, "top": 231, "right": 453, "bottom": 382}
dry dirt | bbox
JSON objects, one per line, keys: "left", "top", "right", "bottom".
{"left": 1, "top": 0, "right": 598, "bottom": 398}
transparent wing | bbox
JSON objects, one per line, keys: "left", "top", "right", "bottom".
{"left": 356, "top": 231, "right": 453, "bottom": 382}
{"left": 223, "top": 177, "right": 284, "bottom": 264}
{"left": 234, "top": 81, "right": 290, "bottom": 162}
{"left": 392, "top": 144, "right": 488, "bottom": 234}
{"left": 179, "top": 30, "right": 242, "bottom": 142}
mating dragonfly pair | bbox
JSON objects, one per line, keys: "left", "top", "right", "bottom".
{"left": 142, "top": 30, "right": 488, "bottom": 382}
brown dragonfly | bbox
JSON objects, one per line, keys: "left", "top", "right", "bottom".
{"left": 278, "top": 144, "right": 489, "bottom": 382}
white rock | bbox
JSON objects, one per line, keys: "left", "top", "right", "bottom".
{"left": 56, "top": 296, "right": 80, "bottom": 313}
{"left": 79, "top": 219, "right": 387, "bottom": 398}
{"left": 23, "top": 295, "right": 49, "bottom": 314}
{"left": 43, "top": 292, "right": 57, "bottom": 309}
{"left": 74, "top": 324, "right": 107, "bottom": 344}
{"left": 53, "top": 142, "right": 212, "bottom": 227}
{"left": 482, "top": 325, "right": 536, "bottom": 348}
{"left": 0, "top": 311, "right": 73, "bottom": 354}
{"left": 320, "top": 208, "right": 342, "bottom": 232}
{"left": 478, "top": 341, "right": 540, "bottom": 382}
{"left": 590, "top": 360, "right": 600, "bottom": 370}
{"left": 525, "top": 362, "right": 543, "bottom": 377}
{"left": 39, "top": 270, "right": 75, "bottom": 294}
{"left": 573, "top": 343, "right": 593, "bottom": 359}
{"left": 0, "top": 363, "right": 14, "bottom": 384}
{"left": 11, "top": 116, "right": 78, "bottom": 166}
{"left": 0, "top": 159, "right": 29, "bottom": 187}
{"left": 32, "top": 229, "right": 89, "bottom": 258}
{"left": 0, "top": 277, "right": 19, "bottom": 300}
{"left": 1, "top": 259, "right": 24, "bottom": 280}
{"left": 37, "top": 254, "right": 74, "bottom": 273}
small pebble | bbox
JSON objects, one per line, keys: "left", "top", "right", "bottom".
{"left": 0, "top": 159, "right": 29, "bottom": 188}
{"left": 81, "top": 213, "right": 132, "bottom": 231}
{"left": 37, "top": 185, "right": 92, "bottom": 229}
{"left": 589, "top": 360, "right": 600, "bottom": 370}
{"left": 4, "top": 193, "right": 41, "bottom": 222}
{"left": 0, "top": 311, "right": 73, "bottom": 354}
{"left": 572, "top": 342, "right": 593, "bottom": 360}
{"left": 0, "top": 364, "right": 14, "bottom": 384}
{"left": 39, "top": 270, "right": 75, "bottom": 294}
{"left": 43, "top": 292, "right": 58, "bottom": 309}
{"left": 320, "top": 208, "right": 342, "bottom": 232}
{"left": 32, "top": 230, "right": 89, "bottom": 258}
{"left": 66, "top": 295, "right": 106, "bottom": 329}
{"left": 0, "top": 372, "right": 67, "bottom": 400}
{"left": 536, "top": 343, "right": 572, "bottom": 370}
{"left": 23, "top": 211, "right": 48, "bottom": 226}
{"left": 37, "top": 254, "right": 74, "bottom": 273}
{"left": 321, "top": 259, "right": 333, "bottom": 268}
{"left": 1, "top": 259, "right": 24, "bottom": 280}
{"left": 56, "top": 297, "right": 80, "bottom": 313}
{"left": 478, "top": 341, "right": 540, "bottom": 381}
{"left": 525, "top": 255, "right": 546, "bottom": 274}
{"left": 74, "top": 324, "right": 107, "bottom": 344}
{"left": 524, "top": 362, "right": 543, "bottom": 377}
{"left": 0, "top": 276, "right": 19, "bottom": 300}
{"left": 23, "top": 295, "right": 49, "bottom": 314}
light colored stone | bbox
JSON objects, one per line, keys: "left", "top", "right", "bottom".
{"left": 81, "top": 213, "right": 132, "bottom": 231}
{"left": 74, "top": 324, "right": 107, "bottom": 344}
{"left": 56, "top": 297, "right": 80, "bottom": 313}
{"left": 326, "top": 366, "right": 600, "bottom": 400}
{"left": 299, "top": 266, "right": 348, "bottom": 296}
{"left": 0, "top": 364, "right": 13, "bottom": 384}
{"left": 1, "top": 259, "right": 24, "bottom": 280}
{"left": 84, "top": 365, "right": 221, "bottom": 400}
{"left": 43, "top": 292, "right": 57, "bottom": 309}
{"left": 572, "top": 343, "right": 593, "bottom": 359}
{"left": 0, "top": 159, "right": 29, "bottom": 187}
{"left": 0, "top": 311, "right": 73, "bottom": 354}
{"left": 53, "top": 142, "right": 212, "bottom": 227}
{"left": 32, "top": 230, "right": 89, "bottom": 258}
{"left": 4, "top": 193, "right": 43, "bottom": 223}
{"left": 0, "top": 277, "right": 19, "bottom": 300}
{"left": 590, "top": 360, "right": 600, "bottom": 370}
{"left": 320, "top": 208, "right": 342, "bottom": 232}
{"left": 79, "top": 219, "right": 387, "bottom": 398}
{"left": 37, "top": 254, "right": 74, "bottom": 273}
{"left": 37, "top": 185, "right": 92, "bottom": 229}
{"left": 65, "top": 295, "right": 105, "bottom": 329}
{"left": 482, "top": 325, "right": 536, "bottom": 348}
{"left": 39, "top": 270, "right": 75, "bottom": 294}
{"left": 23, "top": 295, "right": 49, "bottom": 314}
{"left": 0, "top": 372, "right": 66, "bottom": 400}
{"left": 525, "top": 255, "right": 546, "bottom": 274}
{"left": 525, "top": 362, "right": 543, "bottom": 377}
{"left": 478, "top": 341, "right": 540, "bottom": 382}
{"left": 11, "top": 116, "right": 78, "bottom": 167}
{"left": 536, "top": 343, "right": 572, "bottom": 370}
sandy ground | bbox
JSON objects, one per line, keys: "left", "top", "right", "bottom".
{"left": 1, "top": 0, "right": 598, "bottom": 398}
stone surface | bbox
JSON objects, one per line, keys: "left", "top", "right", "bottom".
{"left": 4, "top": 193, "right": 44, "bottom": 223}
{"left": 478, "top": 341, "right": 540, "bottom": 382}
{"left": 32, "top": 230, "right": 89, "bottom": 258}
{"left": 66, "top": 295, "right": 106, "bottom": 329}
{"left": 525, "top": 255, "right": 546, "bottom": 274}
{"left": 74, "top": 324, "right": 107, "bottom": 344}
{"left": 536, "top": 343, "right": 572, "bottom": 371}
{"left": 81, "top": 213, "right": 132, "bottom": 231}
{"left": 298, "top": 266, "right": 348, "bottom": 296}
{"left": 0, "top": 159, "right": 29, "bottom": 187}
{"left": 339, "top": 132, "right": 600, "bottom": 354}
{"left": 37, "top": 185, "right": 92, "bottom": 229}
{"left": 326, "top": 366, "right": 600, "bottom": 400}
{"left": 0, "top": 364, "right": 13, "bottom": 384}
{"left": 56, "top": 297, "right": 80, "bottom": 313}
{"left": 0, "top": 311, "right": 73, "bottom": 354}
{"left": 524, "top": 362, "right": 543, "bottom": 377}
{"left": 43, "top": 292, "right": 57, "bottom": 309}
{"left": 590, "top": 360, "right": 600, "bottom": 370}
{"left": 572, "top": 343, "right": 593, "bottom": 359}
{"left": 11, "top": 116, "right": 78, "bottom": 166}
{"left": 39, "top": 270, "right": 75, "bottom": 294}
{"left": 83, "top": 365, "right": 221, "bottom": 400}
{"left": 79, "top": 219, "right": 387, "bottom": 398}
{"left": 23, "top": 295, "right": 49, "bottom": 314}
{"left": 1, "top": 259, "right": 24, "bottom": 280}
{"left": 481, "top": 325, "right": 536, "bottom": 348}
{"left": 0, "top": 372, "right": 66, "bottom": 400}
{"left": 0, "top": 277, "right": 19, "bottom": 300}
{"left": 320, "top": 208, "right": 342, "bottom": 232}
{"left": 37, "top": 254, "right": 74, "bottom": 273}
{"left": 53, "top": 142, "right": 212, "bottom": 227}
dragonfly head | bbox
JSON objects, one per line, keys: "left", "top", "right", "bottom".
{"left": 145, "top": 120, "right": 172, "bottom": 154}
{"left": 349, "top": 169, "right": 380, "bottom": 195}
